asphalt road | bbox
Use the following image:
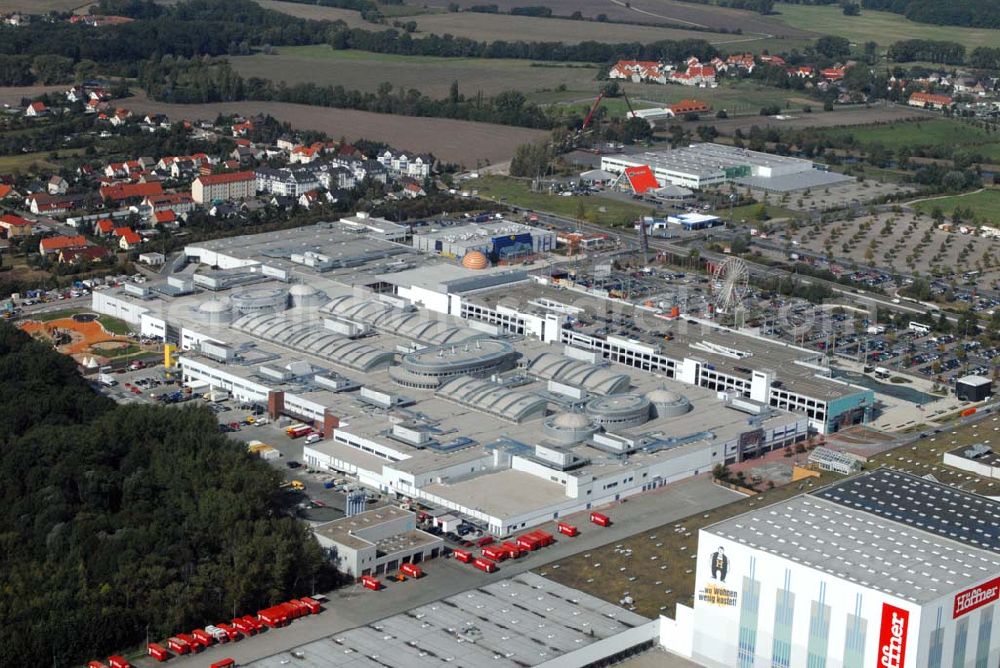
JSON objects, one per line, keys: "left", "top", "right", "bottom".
{"left": 132, "top": 476, "right": 740, "bottom": 667}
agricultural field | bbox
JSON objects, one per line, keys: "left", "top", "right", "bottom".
{"left": 771, "top": 4, "right": 1000, "bottom": 51}
{"left": 123, "top": 92, "right": 547, "bottom": 165}
{"left": 541, "top": 473, "right": 835, "bottom": 618}
{"left": 410, "top": 0, "right": 815, "bottom": 38}
{"left": 252, "top": 0, "right": 383, "bottom": 27}
{"left": 0, "top": 148, "right": 85, "bottom": 174}
{"left": 0, "top": 85, "right": 67, "bottom": 106}
{"left": 0, "top": 0, "right": 92, "bottom": 11}
{"left": 467, "top": 175, "right": 650, "bottom": 226}
{"left": 230, "top": 46, "right": 600, "bottom": 97}
{"left": 912, "top": 188, "right": 1000, "bottom": 223}
{"left": 819, "top": 119, "right": 1000, "bottom": 162}
{"left": 410, "top": 11, "right": 734, "bottom": 45}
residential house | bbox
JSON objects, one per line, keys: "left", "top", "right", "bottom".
{"left": 670, "top": 61, "right": 716, "bottom": 87}
{"left": 0, "top": 184, "right": 17, "bottom": 201}
{"left": 290, "top": 144, "right": 322, "bottom": 164}
{"left": 317, "top": 164, "right": 356, "bottom": 191}
{"left": 908, "top": 92, "right": 954, "bottom": 110}
{"left": 109, "top": 108, "right": 132, "bottom": 127}
{"left": 47, "top": 175, "right": 68, "bottom": 195}
{"left": 255, "top": 165, "right": 321, "bottom": 197}
{"left": 192, "top": 171, "right": 256, "bottom": 204}
{"left": 726, "top": 53, "right": 756, "bottom": 73}
{"left": 26, "top": 193, "right": 84, "bottom": 216}
{"left": 0, "top": 214, "right": 32, "bottom": 238}
{"left": 152, "top": 210, "right": 177, "bottom": 226}
{"left": 276, "top": 134, "right": 297, "bottom": 151}
{"left": 608, "top": 60, "right": 668, "bottom": 85}
{"left": 116, "top": 228, "right": 142, "bottom": 250}
{"left": 759, "top": 54, "right": 786, "bottom": 67}
{"left": 376, "top": 150, "right": 433, "bottom": 178}
{"left": 95, "top": 218, "right": 116, "bottom": 235}
{"left": 144, "top": 192, "right": 194, "bottom": 216}
{"left": 398, "top": 180, "right": 426, "bottom": 199}
{"left": 39, "top": 234, "right": 87, "bottom": 255}
{"left": 25, "top": 101, "right": 47, "bottom": 117}
{"left": 231, "top": 146, "right": 256, "bottom": 164}
{"left": 821, "top": 67, "right": 847, "bottom": 81}
{"left": 298, "top": 190, "right": 322, "bottom": 209}
{"left": 954, "top": 78, "right": 990, "bottom": 97}
{"left": 66, "top": 86, "right": 87, "bottom": 103}
{"left": 100, "top": 181, "right": 163, "bottom": 205}
{"left": 790, "top": 66, "right": 814, "bottom": 78}
{"left": 232, "top": 120, "right": 254, "bottom": 137}
{"left": 59, "top": 245, "right": 109, "bottom": 264}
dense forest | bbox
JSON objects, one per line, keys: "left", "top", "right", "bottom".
{"left": 860, "top": 0, "right": 1000, "bottom": 28}
{"left": 0, "top": 323, "right": 329, "bottom": 666}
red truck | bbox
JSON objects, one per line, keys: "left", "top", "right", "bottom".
{"left": 400, "top": 563, "right": 423, "bottom": 578}
{"left": 476, "top": 535, "right": 495, "bottom": 547}
{"left": 190, "top": 629, "right": 213, "bottom": 648}
{"left": 482, "top": 545, "right": 507, "bottom": 562}
{"left": 176, "top": 634, "right": 201, "bottom": 653}
{"left": 87, "top": 662, "right": 109, "bottom": 668}
{"left": 107, "top": 657, "right": 130, "bottom": 668}
{"left": 473, "top": 557, "right": 497, "bottom": 573}
{"left": 147, "top": 643, "right": 170, "bottom": 662}
{"left": 258, "top": 606, "right": 290, "bottom": 628}
{"left": 361, "top": 575, "right": 381, "bottom": 591}
{"left": 500, "top": 541, "right": 522, "bottom": 559}
{"left": 232, "top": 618, "right": 255, "bottom": 636}
{"left": 590, "top": 512, "right": 611, "bottom": 527}
{"left": 300, "top": 597, "right": 323, "bottom": 614}
{"left": 241, "top": 615, "right": 263, "bottom": 633}
{"left": 453, "top": 549, "right": 473, "bottom": 563}
{"left": 557, "top": 522, "right": 579, "bottom": 537}
{"left": 530, "top": 530, "right": 554, "bottom": 547}
{"left": 210, "top": 660, "right": 235, "bottom": 668}
{"left": 217, "top": 623, "right": 240, "bottom": 641}
{"left": 166, "top": 637, "right": 190, "bottom": 655}
{"left": 516, "top": 534, "right": 542, "bottom": 552}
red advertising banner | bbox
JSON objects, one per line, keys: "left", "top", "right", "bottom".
{"left": 954, "top": 576, "right": 1000, "bottom": 619}
{"left": 876, "top": 602, "right": 909, "bottom": 668}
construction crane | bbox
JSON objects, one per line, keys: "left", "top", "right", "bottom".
{"left": 580, "top": 89, "right": 638, "bottom": 132}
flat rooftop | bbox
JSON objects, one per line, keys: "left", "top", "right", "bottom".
{"left": 246, "top": 572, "right": 650, "bottom": 668}
{"left": 706, "top": 469, "right": 1000, "bottom": 603}
{"left": 424, "top": 469, "right": 570, "bottom": 519}
{"left": 313, "top": 506, "right": 414, "bottom": 551}
{"left": 605, "top": 143, "right": 813, "bottom": 177}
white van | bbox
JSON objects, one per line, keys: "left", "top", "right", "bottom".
{"left": 304, "top": 433, "right": 322, "bottom": 444}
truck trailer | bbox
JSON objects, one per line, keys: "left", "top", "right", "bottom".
{"left": 590, "top": 512, "right": 611, "bottom": 527}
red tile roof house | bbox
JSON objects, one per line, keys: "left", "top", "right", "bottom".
{"left": 117, "top": 228, "right": 142, "bottom": 250}
{"left": 25, "top": 101, "right": 47, "bottom": 117}
{"left": 58, "top": 245, "right": 109, "bottom": 264}
{"left": 95, "top": 218, "right": 115, "bottom": 235}
{"left": 99, "top": 181, "right": 163, "bottom": 204}
{"left": 39, "top": 234, "right": 87, "bottom": 255}
{"left": 0, "top": 213, "right": 32, "bottom": 237}
{"left": 908, "top": 92, "right": 954, "bottom": 110}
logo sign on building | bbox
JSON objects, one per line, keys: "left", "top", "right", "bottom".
{"left": 954, "top": 576, "right": 1000, "bottom": 619}
{"left": 876, "top": 603, "right": 909, "bottom": 668}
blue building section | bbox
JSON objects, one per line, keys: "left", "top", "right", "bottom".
{"left": 491, "top": 232, "right": 534, "bottom": 262}
{"left": 824, "top": 389, "right": 874, "bottom": 433}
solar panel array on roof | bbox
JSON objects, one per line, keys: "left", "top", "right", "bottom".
{"left": 812, "top": 468, "right": 1000, "bottom": 553}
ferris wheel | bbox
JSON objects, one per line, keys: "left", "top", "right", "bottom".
{"left": 712, "top": 257, "right": 750, "bottom": 313}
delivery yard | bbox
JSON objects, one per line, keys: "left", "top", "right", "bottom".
{"left": 230, "top": 47, "right": 600, "bottom": 98}
{"left": 121, "top": 93, "right": 547, "bottom": 165}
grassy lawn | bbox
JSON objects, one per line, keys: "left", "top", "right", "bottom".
{"left": 29, "top": 308, "right": 87, "bottom": 322}
{"left": 727, "top": 202, "right": 803, "bottom": 224}
{"left": 0, "top": 148, "right": 85, "bottom": 174}
{"left": 819, "top": 119, "right": 1000, "bottom": 160}
{"left": 98, "top": 314, "right": 132, "bottom": 336}
{"left": 771, "top": 4, "right": 1000, "bottom": 51}
{"left": 468, "top": 176, "right": 650, "bottom": 226}
{"left": 912, "top": 188, "right": 1000, "bottom": 222}
{"left": 541, "top": 473, "right": 837, "bottom": 618}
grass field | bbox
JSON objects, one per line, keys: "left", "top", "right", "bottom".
{"left": 912, "top": 188, "right": 1000, "bottom": 222}
{"left": 819, "top": 119, "right": 1000, "bottom": 161}
{"left": 231, "top": 46, "right": 600, "bottom": 97}
{"left": 772, "top": 4, "right": 1000, "bottom": 51}
{"left": 252, "top": 0, "right": 371, "bottom": 27}
{"left": 0, "top": 0, "right": 91, "bottom": 11}
{"left": 468, "top": 175, "right": 650, "bottom": 226}
{"left": 541, "top": 473, "right": 836, "bottom": 618}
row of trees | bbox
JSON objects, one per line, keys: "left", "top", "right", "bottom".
{"left": 861, "top": 0, "right": 1000, "bottom": 28}
{"left": 886, "top": 39, "right": 966, "bottom": 65}
{"left": 0, "top": 323, "right": 333, "bottom": 665}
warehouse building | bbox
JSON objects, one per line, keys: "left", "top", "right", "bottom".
{"left": 412, "top": 220, "right": 555, "bottom": 264}
{"left": 663, "top": 468, "right": 1000, "bottom": 668}
{"left": 601, "top": 143, "right": 819, "bottom": 190}
{"left": 312, "top": 506, "right": 443, "bottom": 577}
{"left": 245, "top": 573, "right": 658, "bottom": 668}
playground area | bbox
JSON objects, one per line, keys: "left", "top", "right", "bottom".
{"left": 19, "top": 312, "right": 143, "bottom": 365}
